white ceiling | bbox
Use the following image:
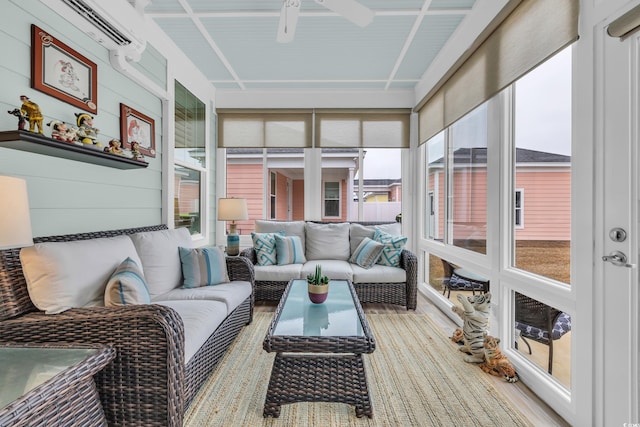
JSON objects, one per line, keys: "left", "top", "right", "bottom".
{"left": 145, "top": 0, "right": 478, "bottom": 95}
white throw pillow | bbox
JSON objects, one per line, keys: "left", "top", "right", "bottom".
{"left": 129, "top": 227, "right": 193, "bottom": 298}
{"left": 305, "top": 222, "right": 350, "bottom": 261}
{"left": 20, "top": 235, "right": 143, "bottom": 314}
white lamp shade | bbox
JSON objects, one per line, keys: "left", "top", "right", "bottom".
{"left": 0, "top": 176, "right": 34, "bottom": 249}
{"left": 217, "top": 198, "right": 249, "bottom": 221}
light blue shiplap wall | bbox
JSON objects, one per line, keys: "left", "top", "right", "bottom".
{"left": 0, "top": 0, "right": 166, "bottom": 237}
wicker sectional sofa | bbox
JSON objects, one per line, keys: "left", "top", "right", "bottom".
{"left": 240, "top": 220, "right": 417, "bottom": 310}
{"left": 0, "top": 225, "right": 254, "bottom": 426}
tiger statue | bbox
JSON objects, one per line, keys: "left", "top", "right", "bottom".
{"left": 451, "top": 292, "right": 491, "bottom": 363}
{"left": 480, "top": 334, "right": 519, "bottom": 383}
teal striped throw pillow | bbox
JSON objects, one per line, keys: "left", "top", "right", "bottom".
{"left": 349, "top": 237, "right": 384, "bottom": 269}
{"left": 251, "top": 231, "right": 284, "bottom": 266}
{"left": 105, "top": 257, "right": 150, "bottom": 306}
{"left": 274, "top": 234, "right": 306, "bottom": 265}
{"left": 179, "top": 246, "right": 229, "bottom": 288}
{"left": 373, "top": 229, "right": 407, "bottom": 267}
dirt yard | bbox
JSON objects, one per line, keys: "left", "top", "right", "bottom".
{"left": 429, "top": 240, "right": 571, "bottom": 288}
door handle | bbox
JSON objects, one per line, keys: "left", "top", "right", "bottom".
{"left": 602, "top": 251, "right": 636, "bottom": 268}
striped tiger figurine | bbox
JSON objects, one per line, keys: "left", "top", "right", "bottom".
{"left": 452, "top": 292, "right": 492, "bottom": 363}
{"left": 480, "top": 333, "right": 519, "bottom": 383}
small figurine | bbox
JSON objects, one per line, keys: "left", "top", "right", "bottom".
{"left": 47, "top": 120, "right": 78, "bottom": 143}
{"left": 20, "top": 95, "right": 44, "bottom": 134}
{"left": 75, "top": 112, "right": 102, "bottom": 147}
{"left": 104, "top": 139, "right": 124, "bottom": 156}
{"left": 130, "top": 141, "right": 145, "bottom": 161}
{"left": 7, "top": 108, "right": 27, "bottom": 130}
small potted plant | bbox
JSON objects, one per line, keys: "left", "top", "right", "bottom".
{"left": 307, "top": 265, "right": 329, "bottom": 304}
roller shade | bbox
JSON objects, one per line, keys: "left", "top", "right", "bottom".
{"left": 217, "top": 109, "right": 312, "bottom": 148}
{"left": 608, "top": 4, "right": 640, "bottom": 39}
{"left": 315, "top": 109, "right": 411, "bottom": 148}
{"left": 417, "top": 0, "right": 579, "bottom": 144}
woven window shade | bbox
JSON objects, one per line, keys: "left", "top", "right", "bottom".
{"left": 217, "top": 110, "right": 312, "bottom": 148}
{"left": 315, "top": 109, "right": 411, "bottom": 148}
{"left": 417, "top": 0, "right": 579, "bottom": 144}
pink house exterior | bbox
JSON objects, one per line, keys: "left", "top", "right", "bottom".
{"left": 428, "top": 148, "right": 571, "bottom": 242}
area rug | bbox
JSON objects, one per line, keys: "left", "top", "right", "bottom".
{"left": 185, "top": 313, "right": 533, "bottom": 426}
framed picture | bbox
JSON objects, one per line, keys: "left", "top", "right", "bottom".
{"left": 120, "top": 103, "right": 156, "bottom": 157}
{"left": 31, "top": 25, "right": 98, "bottom": 114}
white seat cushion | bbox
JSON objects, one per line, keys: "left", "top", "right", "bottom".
{"left": 153, "top": 281, "right": 252, "bottom": 314}
{"left": 155, "top": 300, "right": 227, "bottom": 364}
{"left": 254, "top": 263, "right": 302, "bottom": 282}
{"left": 301, "top": 260, "right": 353, "bottom": 281}
{"left": 351, "top": 264, "right": 406, "bottom": 284}
{"left": 20, "top": 235, "right": 143, "bottom": 314}
{"left": 129, "top": 228, "right": 193, "bottom": 298}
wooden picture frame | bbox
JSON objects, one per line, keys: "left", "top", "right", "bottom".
{"left": 120, "top": 103, "right": 156, "bottom": 157}
{"left": 31, "top": 25, "right": 98, "bottom": 114}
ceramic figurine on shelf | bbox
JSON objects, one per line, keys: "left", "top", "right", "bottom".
{"left": 47, "top": 120, "right": 78, "bottom": 144}
{"left": 130, "top": 140, "right": 145, "bottom": 161}
{"left": 104, "top": 139, "right": 124, "bottom": 156}
{"left": 19, "top": 95, "right": 44, "bottom": 134}
{"left": 7, "top": 108, "right": 27, "bottom": 130}
{"left": 75, "top": 112, "right": 102, "bottom": 148}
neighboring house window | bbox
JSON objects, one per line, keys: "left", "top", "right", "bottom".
{"left": 270, "top": 171, "right": 276, "bottom": 219}
{"left": 174, "top": 81, "right": 206, "bottom": 235}
{"left": 324, "top": 181, "right": 340, "bottom": 217}
{"left": 515, "top": 189, "right": 524, "bottom": 228}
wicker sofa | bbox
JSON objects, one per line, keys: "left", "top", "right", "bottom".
{"left": 0, "top": 225, "right": 254, "bottom": 426}
{"left": 241, "top": 220, "right": 417, "bottom": 310}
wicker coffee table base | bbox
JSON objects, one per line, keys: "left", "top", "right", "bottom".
{"left": 263, "top": 353, "right": 373, "bottom": 418}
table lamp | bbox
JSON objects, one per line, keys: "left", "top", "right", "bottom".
{"left": 0, "top": 176, "right": 34, "bottom": 250}
{"left": 218, "top": 198, "right": 248, "bottom": 256}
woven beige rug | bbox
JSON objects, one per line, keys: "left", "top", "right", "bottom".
{"left": 185, "top": 312, "right": 533, "bottom": 426}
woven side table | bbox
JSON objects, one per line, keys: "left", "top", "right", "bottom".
{"left": 0, "top": 343, "right": 115, "bottom": 427}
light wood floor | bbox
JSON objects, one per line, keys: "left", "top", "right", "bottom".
{"left": 255, "top": 290, "right": 571, "bottom": 427}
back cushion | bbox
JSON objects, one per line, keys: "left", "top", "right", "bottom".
{"left": 255, "top": 220, "right": 306, "bottom": 249}
{"left": 349, "top": 222, "right": 402, "bottom": 255}
{"left": 129, "top": 227, "right": 193, "bottom": 298}
{"left": 20, "top": 235, "right": 142, "bottom": 314}
{"left": 305, "top": 222, "right": 350, "bottom": 260}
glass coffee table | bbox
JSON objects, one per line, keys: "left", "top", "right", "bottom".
{"left": 263, "top": 279, "right": 376, "bottom": 418}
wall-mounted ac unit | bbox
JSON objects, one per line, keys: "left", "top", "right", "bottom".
{"left": 40, "top": 0, "right": 147, "bottom": 62}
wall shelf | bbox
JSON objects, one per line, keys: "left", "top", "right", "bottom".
{"left": 0, "top": 130, "right": 149, "bottom": 170}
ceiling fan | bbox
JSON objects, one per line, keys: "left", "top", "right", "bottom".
{"left": 277, "top": 0, "right": 374, "bottom": 43}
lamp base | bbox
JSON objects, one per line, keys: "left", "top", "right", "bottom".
{"left": 226, "top": 233, "right": 240, "bottom": 256}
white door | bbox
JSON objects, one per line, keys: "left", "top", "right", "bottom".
{"left": 598, "top": 12, "right": 640, "bottom": 425}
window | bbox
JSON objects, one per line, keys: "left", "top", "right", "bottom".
{"left": 174, "top": 81, "right": 206, "bottom": 235}
{"left": 270, "top": 171, "right": 276, "bottom": 219}
{"left": 323, "top": 181, "right": 340, "bottom": 218}
{"left": 513, "top": 48, "right": 571, "bottom": 285}
{"left": 515, "top": 189, "right": 523, "bottom": 228}
{"left": 219, "top": 109, "right": 409, "bottom": 225}
{"left": 425, "top": 131, "right": 445, "bottom": 241}
{"left": 450, "top": 104, "right": 488, "bottom": 255}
